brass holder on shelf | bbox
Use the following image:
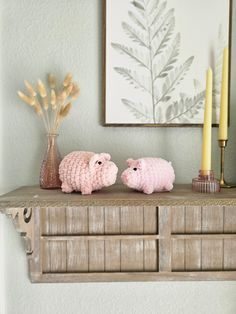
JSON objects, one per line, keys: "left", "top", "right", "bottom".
{"left": 218, "top": 140, "right": 236, "bottom": 188}
{"left": 192, "top": 170, "right": 220, "bottom": 193}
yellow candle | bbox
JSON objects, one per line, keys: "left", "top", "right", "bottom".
{"left": 219, "top": 47, "right": 229, "bottom": 140}
{"left": 201, "top": 68, "right": 213, "bottom": 171}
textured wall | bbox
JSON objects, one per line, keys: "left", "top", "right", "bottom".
{"left": 1, "top": 0, "right": 236, "bottom": 313}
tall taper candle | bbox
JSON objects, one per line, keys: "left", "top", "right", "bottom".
{"left": 219, "top": 47, "right": 229, "bottom": 140}
{"left": 201, "top": 68, "right": 213, "bottom": 172}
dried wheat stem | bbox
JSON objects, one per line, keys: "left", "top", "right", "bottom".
{"left": 63, "top": 73, "right": 73, "bottom": 87}
{"left": 35, "top": 98, "right": 49, "bottom": 132}
{"left": 48, "top": 74, "right": 57, "bottom": 89}
{"left": 17, "top": 91, "right": 35, "bottom": 106}
{"left": 24, "top": 80, "right": 37, "bottom": 97}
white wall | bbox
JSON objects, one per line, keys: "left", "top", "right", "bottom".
{"left": 0, "top": 0, "right": 236, "bottom": 313}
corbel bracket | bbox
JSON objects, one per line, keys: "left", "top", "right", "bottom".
{"left": 3, "top": 207, "right": 34, "bottom": 255}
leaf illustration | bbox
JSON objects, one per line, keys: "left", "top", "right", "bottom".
{"left": 114, "top": 67, "right": 151, "bottom": 93}
{"left": 122, "top": 22, "right": 149, "bottom": 48}
{"left": 112, "top": 0, "right": 198, "bottom": 124}
{"left": 111, "top": 43, "right": 150, "bottom": 69}
{"left": 153, "top": 33, "right": 180, "bottom": 81}
{"left": 128, "top": 11, "right": 146, "bottom": 31}
{"left": 152, "top": 15, "right": 175, "bottom": 59}
{"left": 155, "top": 106, "right": 163, "bottom": 123}
{"left": 165, "top": 91, "right": 205, "bottom": 123}
{"left": 157, "top": 56, "right": 194, "bottom": 104}
{"left": 131, "top": 0, "right": 145, "bottom": 17}
{"left": 150, "top": 1, "right": 167, "bottom": 29}
{"left": 147, "top": 0, "right": 160, "bottom": 16}
{"left": 122, "top": 98, "right": 151, "bottom": 122}
{"left": 151, "top": 9, "right": 174, "bottom": 41}
{"left": 213, "top": 24, "right": 227, "bottom": 109}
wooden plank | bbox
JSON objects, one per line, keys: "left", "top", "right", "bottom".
{"left": 185, "top": 239, "right": 201, "bottom": 271}
{"left": 202, "top": 240, "right": 223, "bottom": 270}
{"left": 185, "top": 206, "right": 201, "bottom": 233}
{"left": 121, "top": 206, "right": 144, "bottom": 234}
{"left": 67, "top": 240, "right": 88, "bottom": 273}
{"left": 49, "top": 241, "right": 67, "bottom": 273}
{"left": 159, "top": 206, "right": 172, "bottom": 272}
{"left": 66, "top": 207, "right": 88, "bottom": 234}
{"left": 144, "top": 240, "right": 158, "bottom": 271}
{"left": 171, "top": 206, "right": 185, "bottom": 233}
{"left": 104, "top": 207, "right": 120, "bottom": 234}
{"left": 172, "top": 234, "right": 236, "bottom": 240}
{"left": 48, "top": 207, "right": 66, "bottom": 235}
{"left": 42, "top": 240, "right": 50, "bottom": 273}
{"left": 172, "top": 239, "right": 185, "bottom": 271}
{"left": 4, "top": 185, "right": 236, "bottom": 208}
{"left": 202, "top": 206, "right": 224, "bottom": 233}
{"left": 224, "top": 207, "right": 236, "bottom": 233}
{"left": 42, "top": 235, "right": 159, "bottom": 241}
{"left": 224, "top": 239, "right": 236, "bottom": 270}
{"left": 41, "top": 207, "right": 50, "bottom": 235}
{"left": 105, "top": 240, "right": 121, "bottom": 272}
{"left": 121, "top": 240, "right": 143, "bottom": 271}
{"left": 89, "top": 207, "right": 104, "bottom": 234}
{"left": 144, "top": 206, "right": 158, "bottom": 234}
{"left": 32, "top": 271, "right": 236, "bottom": 283}
{"left": 89, "top": 240, "right": 105, "bottom": 272}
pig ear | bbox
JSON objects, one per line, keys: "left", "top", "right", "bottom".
{"left": 89, "top": 154, "right": 100, "bottom": 168}
{"left": 127, "top": 159, "right": 134, "bottom": 167}
{"left": 137, "top": 159, "right": 145, "bottom": 169}
{"left": 100, "top": 153, "right": 111, "bottom": 161}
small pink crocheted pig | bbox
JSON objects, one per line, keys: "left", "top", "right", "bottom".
{"left": 121, "top": 158, "right": 175, "bottom": 194}
{"left": 59, "top": 151, "right": 118, "bottom": 195}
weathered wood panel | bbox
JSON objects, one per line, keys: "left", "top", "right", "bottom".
{"left": 1, "top": 185, "right": 236, "bottom": 282}
{"left": 224, "top": 239, "right": 236, "bottom": 270}
{"left": 159, "top": 207, "right": 171, "bottom": 272}
{"left": 67, "top": 240, "right": 88, "bottom": 272}
{"left": 66, "top": 207, "right": 88, "bottom": 235}
{"left": 201, "top": 240, "right": 223, "bottom": 271}
{"left": 105, "top": 240, "right": 120, "bottom": 272}
{"left": 121, "top": 240, "right": 144, "bottom": 271}
{"left": 89, "top": 240, "right": 105, "bottom": 272}
{"left": 172, "top": 239, "right": 185, "bottom": 271}
{"left": 224, "top": 207, "right": 236, "bottom": 233}
{"left": 144, "top": 240, "right": 158, "bottom": 271}
{"left": 104, "top": 207, "right": 120, "bottom": 234}
{"left": 121, "top": 207, "right": 144, "bottom": 234}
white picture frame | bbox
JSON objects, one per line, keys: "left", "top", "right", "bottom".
{"left": 104, "top": 0, "right": 232, "bottom": 127}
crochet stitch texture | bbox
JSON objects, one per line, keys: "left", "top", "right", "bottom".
{"left": 59, "top": 151, "right": 118, "bottom": 195}
{"left": 121, "top": 158, "right": 175, "bottom": 194}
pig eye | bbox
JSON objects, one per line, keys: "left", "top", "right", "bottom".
{"left": 133, "top": 168, "right": 137, "bottom": 171}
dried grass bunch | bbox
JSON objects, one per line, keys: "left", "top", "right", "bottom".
{"left": 18, "top": 73, "right": 80, "bottom": 133}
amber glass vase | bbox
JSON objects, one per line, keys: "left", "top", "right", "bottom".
{"left": 40, "top": 133, "right": 62, "bottom": 189}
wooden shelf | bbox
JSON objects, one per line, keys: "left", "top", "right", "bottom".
{"left": 1, "top": 185, "right": 236, "bottom": 282}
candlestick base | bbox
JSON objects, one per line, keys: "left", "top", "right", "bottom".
{"left": 218, "top": 140, "right": 236, "bottom": 188}
{"left": 192, "top": 170, "right": 220, "bottom": 193}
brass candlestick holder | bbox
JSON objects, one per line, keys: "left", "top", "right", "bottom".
{"left": 218, "top": 140, "right": 236, "bottom": 188}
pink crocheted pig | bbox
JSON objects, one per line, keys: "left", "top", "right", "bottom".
{"left": 59, "top": 151, "right": 118, "bottom": 195}
{"left": 121, "top": 158, "right": 175, "bottom": 194}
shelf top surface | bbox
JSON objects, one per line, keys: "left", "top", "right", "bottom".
{"left": 1, "top": 184, "right": 236, "bottom": 209}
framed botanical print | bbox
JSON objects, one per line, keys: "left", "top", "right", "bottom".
{"left": 103, "top": 0, "right": 232, "bottom": 126}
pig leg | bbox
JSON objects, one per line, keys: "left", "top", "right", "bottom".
{"left": 143, "top": 186, "right": 154, "bottom": 195}
{"left": 61, "top": 182, "right": 73, "bottom": 193}
{"left": 81, "top": 187, "right": 92, "bottom": 195}
{"left": 164, "top": 183, "right": 173, "bottom": 191}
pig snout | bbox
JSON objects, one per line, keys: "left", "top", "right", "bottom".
{"left": 121, "top": 171, "right": 129, "bottom": 184}
{"left": 103, "top": 162, "right": 118, "bottom": 186}
{"left": 121, "top": 169, "right": 139, "bottom": 189}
